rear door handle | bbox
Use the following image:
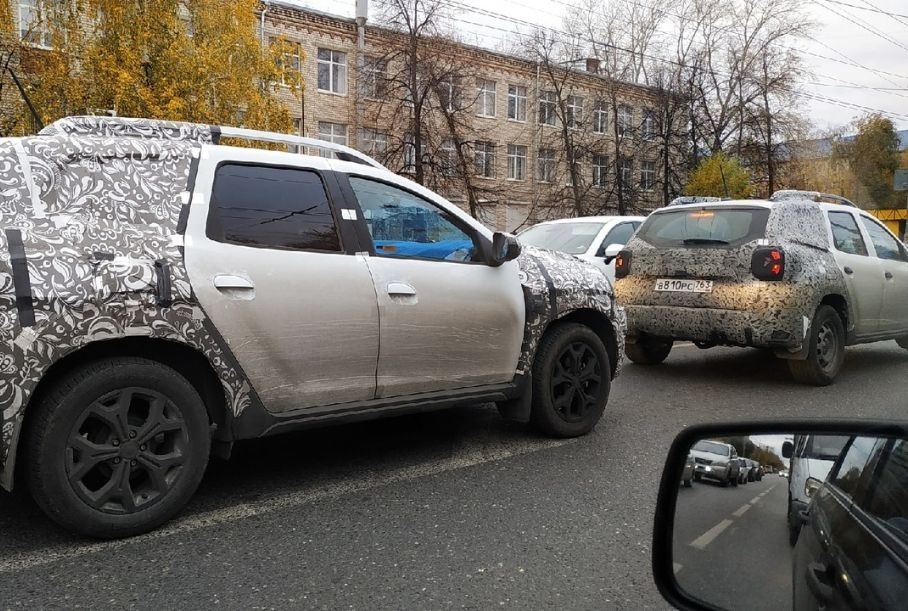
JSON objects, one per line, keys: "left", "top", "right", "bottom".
{"left": 885, "top": 271, "right": 893, "bottom": 280}
{"left": 843, "top": 266, "right": 853, "bottom": 275}
{"left": 387, "top": 282, "right": 416, "bottom": 296}
{"left": 214, "top": 274, "right": 255, "bottom": 290}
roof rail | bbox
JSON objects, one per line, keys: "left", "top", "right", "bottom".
{"left": 769, "top": 190, "right": 858, "bottom": 208}
{"left": 39, "top": 116, "right": 384, "bottom": 169}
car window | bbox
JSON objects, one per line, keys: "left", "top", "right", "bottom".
{"left": 860, "top": 216, "right": 906, "bottom": 262}
{"left": 828, "top": 211, "right": 868, "bottom": 256}
{"left": 348, "top": 177, "right": 477, "bottom": 262}
{"left": 864, "top": 440, "right": 908, "bottom": 544}
{"left": 208, "top": 163, "right": 341, "bottom": 251}
{"left": 802, "top": 435, "right": 849, "bottom": 460}
{"left": 692, "top": 440, "right": 729, "bottom": 456}
{"left": 831, "top": 436, "right": 886, "bottom": 501}
{"left": 596, "top": 223, "right": 635, "bottom": 256}
{"left": 636, "top": 207, "right": 770, "bottom": 247}
{"left": 520, "top": 222, "right": 606, "bottom": 255}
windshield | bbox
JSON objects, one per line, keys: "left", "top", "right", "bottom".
{"left": 518, "top": 222, "right": 605, "bottom": 254}
{"left": 692, "top": 440, "right": 730, "bottom": 456}
{"left": 804, "top": 435, "right": 850, "bottom": 461}
{"left": 637, "top": 207, "right": 770, "bottom": 247}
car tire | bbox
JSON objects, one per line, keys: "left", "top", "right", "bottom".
{"left": 683, "top": 477, "right": 693, "bottom": 488}
{"left": 694, "top": 473, "right": 702, "bottom": 482}
{"left": 897, "top": 337, "right": 908, "bottom": 350}
{"left": 624, "top": 337, "right": 672, "bottom": 365}
{"left": 26, "top": 357, "right": 211, "bottom": 539}
{"left": 788, "top": 305, "right": 845, "bottom": 386}
{"left": 530, "top": 323, "right": 611, "bottom": 438}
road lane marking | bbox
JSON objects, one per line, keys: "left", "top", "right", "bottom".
{"left": 0, "top": 436, "right": 575, "bottom": 574}
{"left": 690, "top": 519, "right": 734, "bottom": 550}
{"left": 750, "top": 496, "right": 762, "bottom": 504}
{"left": 673, "top": 562, "right": 683, "bottom": 575}
{"left": 732, "top": 504, "right": 751, "bottom": 517}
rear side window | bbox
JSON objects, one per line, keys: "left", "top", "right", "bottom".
{"left": 636, "top": 207, "right": 770, "bottom": 247}
{"left": 828, "top": 211, "right": 868, "bottom": 256}
{"left": 208, "top": 163, "right": 341, "bottom": 252}
{"left": 860, "top": 217, "right": 906, "bottom": 262}
{"left": 831, "top": 436, "right": 885, "bottom": 502}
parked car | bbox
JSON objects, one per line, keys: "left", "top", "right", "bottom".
{"left": 690, "top": 440, "right": 740, "bottom": 487}
{"left": 793, "top": 436, "right": 908, "bottom": 611}
{"left": 681, "top": 453, "right": 695, "bottom": 488}
{"left": 0, "top": 116, "right": 627, "bottom": 539}
{"left": 612, "top": 192, "right": 908, "bottom": 385}
{"left": 783, "top": 434, "right": 850, "bottom": 545}
{"left": 517, "top": 215, "right": 646, "bottom": 282}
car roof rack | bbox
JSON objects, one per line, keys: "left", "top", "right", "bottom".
{"left": 666, "top": 196, "right": 728, "bottom": 207}
{"left": 769, "top": 190, "right": 858, "bottom": 208}
{"left": 38, "top": 116, "right": 384, "bottom": 169}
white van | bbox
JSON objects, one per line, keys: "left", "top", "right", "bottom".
{"left": 782, "top": 434, "right": 850, "bottom": 545}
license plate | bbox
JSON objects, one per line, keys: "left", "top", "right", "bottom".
{"left": 654, "top": 278, "right": 713, "bottom": 293}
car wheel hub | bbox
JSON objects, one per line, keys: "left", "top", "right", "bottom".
{"left": 550, "top": 341, "right": 602, "bottom": 423}
{"left": 816, "top": 321, "right": 838, "bottom": 371}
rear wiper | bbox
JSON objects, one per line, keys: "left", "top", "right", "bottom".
{"left": 682, "top": 238, "right": 729, "bottom": 245}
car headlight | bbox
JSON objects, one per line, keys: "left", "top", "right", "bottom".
{"left": 805, "top": 477, "right": 822, "bottom": 499}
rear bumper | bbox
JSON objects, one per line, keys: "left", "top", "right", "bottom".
{"left": 625, "top": 304, "right": 805, "bottom": 349}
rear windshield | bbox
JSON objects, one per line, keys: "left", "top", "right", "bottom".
{"left": 693, "top": 440, "right": 729, "bottom": 456}
{"left": 519, "top": 222, "right": 605, "bottom": 255}
{"left": 637, "top": 207, "right": 770, "bottom": 247}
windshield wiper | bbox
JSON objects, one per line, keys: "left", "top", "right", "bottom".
{"left": 682, "top": 238, "right": 729, "bottom": 245}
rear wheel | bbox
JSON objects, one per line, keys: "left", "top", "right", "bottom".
{"left": 530, "top": 323, "right": 611, "bottom": 438}
{"left": 789, "top": 306, "right": 845, "bottom": 386}
{"left": 26, "top": 357, "right": 211, "bottom": 539}
{"left": 625, "top": 337, "right": 673, "bottom": 365}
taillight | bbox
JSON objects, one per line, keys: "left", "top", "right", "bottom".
{"left": 615, "top": 249, "right": 631, "bottom": 279}
{"left": 751, "top": 247, "right": 785, "bottom": 281}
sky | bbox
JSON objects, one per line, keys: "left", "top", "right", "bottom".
{"left": 282, "top": 0, "right": 908, "bottom": 134}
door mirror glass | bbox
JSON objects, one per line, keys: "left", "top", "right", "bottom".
{"left": 491, "top": 232, "right": 521, "bottom": 267}
{"left": 654, "top": 425, "right": 908, "bottom": 611}
{"left": 602, "top": 243, "right": 623, "bottom": 263}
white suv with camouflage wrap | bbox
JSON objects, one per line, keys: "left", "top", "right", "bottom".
{"left": 615, "top": 193, "right": 908, "bottom": 385}
{"left": 0, "top": 116, "right": 625, "bottom": 538}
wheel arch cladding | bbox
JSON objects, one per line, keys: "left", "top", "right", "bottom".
{"left": 0, "top": 124, "right": 257, "bottom": 492}
{"left": 514, "top": 246, "right": 626, "bottom": 379}
{"left": 820, "top": 293, "right": 849, "bottom": 330}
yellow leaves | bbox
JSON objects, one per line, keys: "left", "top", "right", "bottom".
{"left": 684, "top": 153, "right": 754, "bottom": 200}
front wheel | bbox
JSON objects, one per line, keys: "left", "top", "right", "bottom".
{"left": 530, "top": 323, "right": 611, "bottom": 438}
{"left": 625, "top": 337, "right": 673, "bottom": 365}
{"left": 789, "top": 305, "right": 845, "bottom": 386}
{"left": 26, "top": 357, "right": 211, "bottom": 539}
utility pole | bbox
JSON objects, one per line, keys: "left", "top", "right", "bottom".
{"left": 354, "top": 0, "right": 368, "bottom": 150}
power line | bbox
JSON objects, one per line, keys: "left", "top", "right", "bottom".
{"left": 815, "top": 0, "right": 908, "bottom": 56}
{"left": 825, "top": 0, "right": 908, "bottom": 21}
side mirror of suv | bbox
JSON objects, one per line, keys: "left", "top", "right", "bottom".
{"left": 602, "top": 243, "right": 623, "bottom": 264}
{"left": 782, "top": 441, "right": 793, "bottom": 458}
{"left": 490, "top": 232, "right": 521, "bottom": 267}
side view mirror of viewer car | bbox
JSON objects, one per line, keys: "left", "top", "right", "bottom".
{"left": 602, "top": 242, "right": 623, "bottom": 264}
{"left": 652, "top": 421, "right": 908, "bottom": 611}
{"left": 490, "top": 231, "right": 521, "bottom": 267}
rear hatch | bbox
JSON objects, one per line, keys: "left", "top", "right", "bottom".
{"left": 621, "top": 205, "right": 772, "bottom": 308}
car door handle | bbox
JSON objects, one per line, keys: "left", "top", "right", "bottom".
{"left": 885, "top": 271, "right": 893, "bottom": 280}
{"left": 213, "top": 274, "right": 255, "bottom": 290}
{"left": 806, "top": 562, "right": 837, "bottom": 604}
{"left": 387, "top": 282, "right": 417, "bottom": 296}
{"left": 843, "top": 266, "right": 853, "bottom": 275}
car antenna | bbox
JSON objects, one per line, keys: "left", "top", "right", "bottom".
{"left": 7, "top": 67, "right": 44, "bottom": 131}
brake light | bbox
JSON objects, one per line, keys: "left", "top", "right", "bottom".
{"left": 751, "top": 247, "right": 785, "bottom": 281}
{"left": 615, "top": 249, "right": 631, "bottom": 279}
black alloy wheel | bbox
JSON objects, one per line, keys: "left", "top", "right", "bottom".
{"left": 549, "top": 341, "right": 603, "bottom": 424}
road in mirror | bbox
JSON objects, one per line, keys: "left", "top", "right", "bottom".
{"left": 672, "top": 433, "right": 908, "bottom": 611}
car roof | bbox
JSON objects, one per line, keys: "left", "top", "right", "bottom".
{"left": 653, "top": 198, "right": 864, "bottom": 214}
{"left": 532, "top": 215, "right": 647, "bottom": 225}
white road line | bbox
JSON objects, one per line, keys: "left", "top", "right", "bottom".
{"left": 0, "top": 436, "right": 575, "bottom": 574}
{"left": 673, "top": 562, "right": 683, "bottom": 575}
{"left": 750, "top": 496, "right": 762, "bottom": 504}
{"left": 732, "top": 504, "right": 751, "bottom": 517}
{"left": 690, "top": 519, "right": 734, "bottom": 550}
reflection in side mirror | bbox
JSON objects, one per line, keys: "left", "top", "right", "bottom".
{"left": 782, "top": 440, "right": 793, "bottom": 458}
{"left": 653, "top": 423, "right": 908, "bottom": 611}
{"left": 602, "top": 242, "right": 623, "bottom": 264}
{"left": 490, "top": 231, "right": 521, "bottom": 267}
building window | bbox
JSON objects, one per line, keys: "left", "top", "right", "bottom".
{"left": 476, "top": 79, "right": 496, "bottom": 117}
{"left": 362, "top": 56, "right": 387, "bottom": 98}
{"left": 641, "top": 111, "right": 656, "bottom": 141}
{"left": 359, "top": 128, "right": 387, "bottom": 158}
{"left": 593, "top": 102, "right": 607, "bottom": 134}
{"left": 593, "top": 155, "right": 608, "bottom": 187}
{"left": 619, "top": 158, "right": 633, "bottom": 191}
{"left": 18, "top": 0, "right": 52, "bottom": 47}
{"left": 641, "top": 161, "right": 656, "bottom": 191}
{"left": 617, "top": 105, "right": 633, "bottom": 137}
{"left": 539, "top": 90, "right": 557, "bottom": 126}
{"left": 317, "top": 48, "right": 347, "bottom": 94}
{"left": 438, "top": 77, "right": 461, "bottom": 112}
{"left": 474, "top": 141, "right": 495, "bottom": 178}
{"left": 566, "top": 95, "right": 583, "bottom": 129}
{"left": 317, "top": 122, "right": 347, "bottom": 157}
{"left": 537, "top": 148, "right": 556, "bottom": 183}
{"left": 508, "top": 85, "right": 527, "bottom": 122}
{"left": 439, "top": 140, "right": 458, "bottom": 175}
{"left": 271, "top": 38, "right": 302, "bottom": 86}
{"left": 507, "top": 144, "right": 527, "bottom": 181}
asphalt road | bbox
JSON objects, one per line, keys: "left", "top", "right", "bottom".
{"left": 674, "top": 475, "right": 791, "bottom": 611}
{"left": 1, "top": 342, "right": 907, "bottom": 610}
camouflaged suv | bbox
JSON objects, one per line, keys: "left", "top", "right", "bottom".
{"left": 0, "top": 116, "right": 625, "bottom": 538}
{"left": 614, "top": 191, "right": 908, "bottom": 385}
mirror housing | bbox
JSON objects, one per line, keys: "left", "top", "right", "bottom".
{"left": 489, "top": 232, "right": 521, "bottom": 267}
{"left": 602, "top": 242, "right": 623, "bottom": 264}
{"left": 782, "top": 441, "right": 793, "bottom": 458}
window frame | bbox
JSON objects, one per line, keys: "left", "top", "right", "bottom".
{"left": 317, "top": 48, "right": 348, "bottom": 95}
{"left": 506, "top": 144, "right": 527, "bottom": 181}
{"left": 474, "top": 141, "right": 496, "bottom": 179}
{"left": 537, "top": 148, "right": 556, "bottom": 183}
{"left": 476, "top": 79, "right": 497, "bottom": 118}
{"left": 640, "top": 160, "right": 656, "bottom": 192}
{"left": 641, "top": 110, "right": 657, "bottom": 141}
{"left": 18, "top": 0, "right": 53, "bottom": 49}
{"left": 566, "top": 95, "right": 583, "bottom": 129}
{"left": 507, "top": 84, "right": 527, "bottom": 122}
{"left": 593, "top": 102, "right": 607, "bottom": 134}
{"left": 828, "top": 210, "right": 869, "bottom": 257}
{"left": 362, "top": 55, "right": 388, "bottom": 99}
{"left": 538, "top": 90, "right": 557, "bottom": 127}
{"left": 617, "top": 105, "right": 633, "bottom": 138}
{"left": 592, "top": 155, "right": 608, "bottom": 187}
{"left": 859, "top": 214, "right": 908, "bottom": 262}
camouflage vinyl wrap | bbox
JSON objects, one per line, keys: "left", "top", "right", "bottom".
{"left": 0, "top": 123, "right": 251, "bottom": 490}
{"left": 617, "top": 202, "right": 849, "bottom": 348}
{"left": 515, "top": 246, "right": 626, "bottom": 376}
